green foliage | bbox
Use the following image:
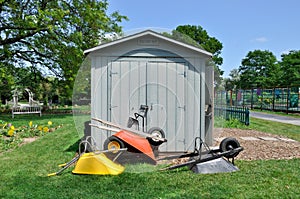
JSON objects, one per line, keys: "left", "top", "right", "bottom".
{"left": 162, "top": 30, "right": 204, "bottom": 49}
{"left": 176, "top": 25, "right": 223, "bottom": 67}
{"left": 227, "top": 49, "right": 300, "bottom": 90}
{"left": 280, "top": 50, "right": 300, "bottom": 86}
{"left": 72, "top": 57, "right": 91, "bottom": 104}
{"left": 175, "top": 25, "right": 224, "bottom": 87}
{"left": 214, "top": 117, "right": 245, "bottom": 128}
{"left": 238, "top": 50, "right": 280, "bottom": 89}
{"left": 224, "top": 118, "right": 244, "bottom": 128}
{"left": 0, "top": 0, "right": 127, "bottom": 100}
{"left": 0, "top": 63, "right": 15, "bottom": 103}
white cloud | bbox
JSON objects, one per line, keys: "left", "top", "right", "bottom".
{"left": 253, "top": 37, "right": 268, "bottom": 43}
{"left": 280, "top": 49, "right": 291, "bottom": 55}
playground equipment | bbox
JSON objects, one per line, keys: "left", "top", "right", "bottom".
{"left": 10, "top": 88, "right": 41, "bottom": 118}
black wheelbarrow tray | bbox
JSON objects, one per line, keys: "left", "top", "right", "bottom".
{"left": 159, "top": 137, "right": 244, "bottom": 171}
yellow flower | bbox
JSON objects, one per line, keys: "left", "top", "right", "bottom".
{"left": 8, "top": 129, "right": 14, "bottom": 137}
{"left": 38, "top": 126, "right": 43, "bottom": 131}
{"left": 43, "top": 127, "right": 49, "bottom": 133}
{"left": 29, "top": 121, "right": 33, "bottom": 128}
{"left": 10, "top": 125, "right": 15, "bottom": 130}
{"left": 48, "top": 121, "right": 52, "bottom": 126}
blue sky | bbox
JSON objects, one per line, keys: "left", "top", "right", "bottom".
{"left": 107, "top": 0, "right": 300, "bottom": 77}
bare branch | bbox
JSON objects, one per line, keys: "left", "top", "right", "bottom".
{"left": 0, "top": 25, "right": 43, "bottom": 31}
{"left": 14, "top": 51, "right": 63, "bottom": 78}
{"left": 18, "top": 39, "right": 58, "bottom": 61}
{"left": 0, "top": 28, "right": 48, "bottom": 46}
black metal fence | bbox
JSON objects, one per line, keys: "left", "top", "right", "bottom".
{"left": 215, "top": 87, "right": 300, "bottom": 113}
{"left": 214, "top": 106, "right": 250, "bottom": 125}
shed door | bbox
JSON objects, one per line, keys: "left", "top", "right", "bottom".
{"left": 110, "top": 60, "right": 187, "bottom": 151}
{"left": 110, "top": 61, "right": 147, "bottom": 125}
{"left": 146, "top": 61, "right": 186, "bottom": 151}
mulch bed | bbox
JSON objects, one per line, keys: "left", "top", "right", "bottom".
{"left": 213, "top": 128, "right": 300, "bottom": 160}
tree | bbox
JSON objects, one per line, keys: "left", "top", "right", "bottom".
{"left": 280, "top": 50, "right": 300, "bottom": 86}
{"left": 0, "top": 0, "right": 127, "bottom": 99}
{"left": 174, "top": 25, "right": 224, "bottom": 89}
{"left": 0, "top": 63, "right": 15, "bottom": 104}
{"left": 223, "top": 69, "right": 240, "bottom": 91}
{"left": 175, "top": 25, "right": 224, "bottom": 75}
{"left": 238, "top": 50, "right": 279, "bottom": 89}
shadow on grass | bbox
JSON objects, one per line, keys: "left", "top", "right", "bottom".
{"left": 64, "top": 138, "right": 81, "bottom": 153}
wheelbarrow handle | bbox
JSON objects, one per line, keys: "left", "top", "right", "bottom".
{"left": 160, "top": 147, "right": 244, "bottom": 171}
{"left": 160, "top": 159, "right": 197, "bottom": 171}
{"left": 47, "top": 154, "right": 81, "bottom": 177}
{"left": 91, "top": 117, "right": 167, "bottom": 142}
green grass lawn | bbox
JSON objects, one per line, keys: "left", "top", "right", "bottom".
{"left": 249, "top": 117, "right": 300, "bottom": 141}
{"left": 251, "top": 109, "right": 300, "bottom": 118}
{"left": 215, "top": 116, "right": 300, "bottom": 142}
{"left": 0, "top": 114, "right": 299, "bottom": 198}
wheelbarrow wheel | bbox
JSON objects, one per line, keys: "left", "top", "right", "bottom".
{"left": 103, "top": 136, "right": 125, "bottom": 153}
{"left": 148, "top": 127, "right": 165, "bottom": 138}
{"left": 147, "top": 127, "right": 166, "bottom": 146}
{"left": 220, "top": 137, "right": 240, "bottom": 158}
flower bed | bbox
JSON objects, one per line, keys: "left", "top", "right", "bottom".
{"left": 0, "top": 120, "right": 62, "bottom": 152}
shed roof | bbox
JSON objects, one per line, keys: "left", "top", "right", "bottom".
{"left": 84, "top": 29, "right": 212, "bottom": 57}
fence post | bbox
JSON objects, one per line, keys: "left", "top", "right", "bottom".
{"left": 245, "top": 107, "right": 250, "bottom": 125}
{"left": 242, "top": 90, "right": 245, "bottom": 106}
{"left": 225, "top": 91, "right": 228, "bottom": 106}
{"left": 225, "top": 106, "right": 229, "bottom": 120}
{"left": 272, "top": 88, "right": 275, "bottom": 111}
{"left": 251, "top": 88, "right": 254, "bottom": 109}
{"left": 230, "top": 90, "right": 233, "bottom": 106}
{"left": 221, "top": 91, "right": 223, "bottom": 106}
{"left": 286, "top": 87, "right": 289, "bottom": 114}
{"left": 261, "top": 88, "right": 263, "bottom": 111}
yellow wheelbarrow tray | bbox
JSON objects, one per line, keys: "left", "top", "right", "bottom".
{"left": 48, "top": 136, "right": 125, "bottom": 176}
{"left": 72, "top": 152, "right": 125, "bottom": 175}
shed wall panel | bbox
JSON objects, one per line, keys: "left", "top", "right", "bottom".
{"left": 185, "top": 64, "right": 201, "bottom": 150}
{"left": 91, "top": 57, "right": 111, "bottom": 145}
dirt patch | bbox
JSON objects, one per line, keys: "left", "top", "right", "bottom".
{"left": 22, "top": 137, "right": 38, "bottom": 144}
{"left": 213, "top": 128, "right": 300, "bottom": 160}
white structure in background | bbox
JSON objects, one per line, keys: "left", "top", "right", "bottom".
{"left": 10, "top": 88, "right": 41, "bottom": 118}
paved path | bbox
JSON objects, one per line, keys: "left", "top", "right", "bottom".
{"left": 250, "top": 112, "right": 300, "bottom": 126}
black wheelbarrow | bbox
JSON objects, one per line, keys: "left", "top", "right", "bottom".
{"left": 159, "top": 137, "right": 244, "bottom": 172}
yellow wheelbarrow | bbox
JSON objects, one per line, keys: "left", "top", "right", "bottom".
{"left": 48, "top": 136, "right": 126, "bottom": 176}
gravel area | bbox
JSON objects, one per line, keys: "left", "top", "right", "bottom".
{"left": 213, "top": 128, "right": 300, "bottom": 160}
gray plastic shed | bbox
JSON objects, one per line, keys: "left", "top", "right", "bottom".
{"left": 85, "top": 30, "right": 214, "bottom": 152}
